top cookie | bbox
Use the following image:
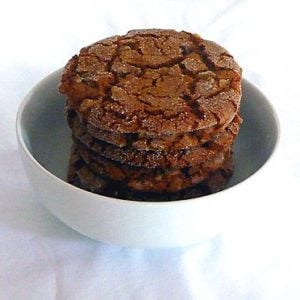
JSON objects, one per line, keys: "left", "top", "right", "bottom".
{"left": 59, "top": 29, "right": 241, "bottom": 135}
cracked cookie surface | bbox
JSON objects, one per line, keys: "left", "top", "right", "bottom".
{"left": 60, "top": 29, "right": 241, "bottom": 135}
{"left": 66, "top": 107, "right": 240, "bottom": 151}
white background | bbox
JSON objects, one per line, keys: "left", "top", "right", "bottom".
{"left": 1, "top": 0, "right": 300, "bottom": 299}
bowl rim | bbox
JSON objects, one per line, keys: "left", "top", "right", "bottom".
{"left": 16, "top": 68, "right": 281, "bottom": 207}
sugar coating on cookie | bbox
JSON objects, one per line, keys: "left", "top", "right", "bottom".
{"left": 60, "top": 29, "right": 241, "bottom": 135}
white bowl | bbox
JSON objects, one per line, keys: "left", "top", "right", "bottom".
{"left": 16, "top": 69, "right": 279, "bottom": 248}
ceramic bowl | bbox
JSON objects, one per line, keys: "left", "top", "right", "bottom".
{"left": 16, "top": 69, "right": 279, "bottom": 248}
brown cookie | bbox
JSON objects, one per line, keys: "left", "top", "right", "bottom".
{"left": 69, "top": 113, "right": 241, "bottom": 169}
{"left": 59, "top": 29, "right": 241, "bottom": 135}
{"left": 74, "top": 141, "right": 232, "bottom": 193}
{"left": 67, "top": 144, "right": 233, "bottom": 201}
{"left": 66, "top": 107, "right": 241, "bottom": 151}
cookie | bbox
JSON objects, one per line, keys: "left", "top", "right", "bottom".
{"left": 61, "top": 29, "right": 242, "bottom": 201}
{"left": 70, "top": 113, "right": 241, "bottom": 169}
{"left": 67, "top": 144, "right": 233, "bottom": 201}
{"left": 59, "top": 29, "right": 241, "bottom": 136}
{"left": 75, "top": 141, "right": 232, "bottom": 192}
{"left": 66, "top": 107, "right": 241, "bottom": 151}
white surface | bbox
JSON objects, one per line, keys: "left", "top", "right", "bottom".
{"left": 1, "top": 0, "right": 300, "bottom": 299}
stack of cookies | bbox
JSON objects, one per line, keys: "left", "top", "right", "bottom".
{"left": 59, "top": 29, "right": 242, "bottom": 201}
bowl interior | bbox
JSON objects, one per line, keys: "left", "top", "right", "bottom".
{"left": 19, "top": 69, "right": 279, "bottom": 197}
